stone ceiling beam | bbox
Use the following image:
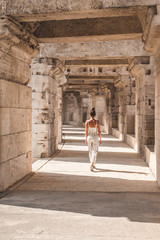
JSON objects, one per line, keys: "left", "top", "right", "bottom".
{"left": 65, "top": 59, "right": 129, "bottom": 67}
{"left": 1, "top": 1, "right": 159, "bottom": 18}
{"left": 68, "top": 80, "right": 114, "bottom": 85}
{"left": 13, "top": 6, "right": 149, "bottom": 22}
{"left": 68, "top": 75, "right": 115, "bottom": 81}
{"left": 65, "top": 56, "right": 150, "bottom": 67}
{"left": 39, "top": 40, "right": 151, "bottom": 59}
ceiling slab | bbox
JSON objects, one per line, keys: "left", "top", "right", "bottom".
{"left": 31, "top": 16, "right": 142, "bottom": 43}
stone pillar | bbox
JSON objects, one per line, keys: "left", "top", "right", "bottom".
{"left": 128, "top": 58, "right": 155, "bottom": 158}
{"left": 114, "top": 74, "right": 136, "bottom": 141}
{"left": 109, "top": 86, "right": 119, "bottom": 129}
{"left": 52, "top": 60, "right": 67, "bottom": 144}
{"left": 31, "top": 58, "right": 66, "bottom": 158}
{"left": 114, "top": 75, "right": 128, "bottom": 141}
{"left": 106, "top": 87, "right": 112, "bottom": 134}
{"left": 31, "top": 58, "right": 57, "bottom": 158}
{"left": 0, "top": 17, "right": 39, "bottom": 191}
{"left": 125, "top": 77, "right": 136, "bottom": 137}
{"left": 57, "top": 86, "right": 63, "bottom": 143}
{"left": 143, "top": 5, "right": 160, "bottom": 183}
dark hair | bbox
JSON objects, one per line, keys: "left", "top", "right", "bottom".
{"left": 90, "top": 107, "right": 96, "bottom": 117}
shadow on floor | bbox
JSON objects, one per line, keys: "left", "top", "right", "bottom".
{"left": 1, "top": 190, "right": 160, "bottom": 224}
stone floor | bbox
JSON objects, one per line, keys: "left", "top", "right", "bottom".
{"left": 0, "top": 125, "right": 160, "bottom": 240}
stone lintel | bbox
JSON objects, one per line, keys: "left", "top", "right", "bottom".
{"left": 68, "top": 80, "right": 113, "bottom": 86}
{"left": 2, "top": 1, "right": 159, "bottom": 18}
{"left": 39, "top": 40, "right": 151, "bottom": 59}
{"left": 14, "top": 6, "right": 149, "bottom": 22}
{"left": 68, "top": 75, "right": 115, "bottom": 81}
{"left": 65, "top": 58, "right": 129, "bottom": 67}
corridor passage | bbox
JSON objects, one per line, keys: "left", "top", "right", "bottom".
{"left": 0, "top": 126, "right": 160, "bottom": 240}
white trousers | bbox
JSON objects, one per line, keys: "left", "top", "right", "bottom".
{"left": 87, "top": 134, "right": 99, "bottom": 164}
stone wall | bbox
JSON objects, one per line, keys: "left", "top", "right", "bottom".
{"left": 0, "top": 80, "right": 32, "bottom": 191}
{"left": 0, "top": 17, "right": 39, "bottom": 191}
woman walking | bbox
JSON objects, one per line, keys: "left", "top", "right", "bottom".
{"left": 85, "top": 107, "right": 102, "bottom": 171}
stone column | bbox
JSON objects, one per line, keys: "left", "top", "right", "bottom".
{"left": 143, "top": 5, "right": 160, "bottom": 183}
{"left": 31, "top": 58, "right": 67, "bottom": 158}
{"left": 109, "top": 86, "right": 119, "bottom": 130}
{"left": 0, "top": 17, "right": 39, "bottom": 191}
{"left": 51, "top": 60, "right": 67, "bottom": 145}
{"left": 57, "top": 86, "right": 63, "bottom": 143}
{"left": 114, "top": 75, "right": 127, "bottom": 141}
{"left": 125, "top": 77, "right": 136, "bottom": 137}
{"left": 114, "top": 74, "right": 136, "bottom": 141}
{"left": 128, "top": 58, "right": 155, "bottom": 158}
{"left": 31, "top": 58, "right": 56, "bottom": 159}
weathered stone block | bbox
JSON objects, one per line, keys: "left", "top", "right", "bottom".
{"left": 32, "top": 109, "right": 50, "bottom": 124}
{"left": 30, "top": 75, "right": 49, "bottom": 93}
{"left": 32, "top": 140, "right": 48, "bottom": 158}
{"left": 18, "top": 131, "right": 32, "bottom": 155}
{"left": 10, "top": 154, "right": 28, "bottom": 185}
{"left": 27, "top": 109, "right": 32, "bottom": 131}
{"left": 10, "top": 108, "right": 27, "bottom": 134}
{"left": 32, "top": 92, "right": 49, "bottom": 109}
{"left": 0, "top": 131, "right": 32, "bottom": 163}
{"left": 32, "top": 123, "right": 49, "bottom": 134}
{"left": 0, "top": 51, "right": 31, "bottom": 85}
{"left": 32, "top": 132, "right": 49, "bottom": 141}
{"left": 0, "top": 79, "right": 19, "bottom": 108}
{"left": 0, "top": 134, "right": 19, "bottom": 163}
{"left": 0, "top": 108, "right": 10, "bottom": 136}
{"left": 0, "top": 161, "right": 10, "bottom": 192}
{"left": 19, "top": 85, "right": 32, "bottom": 109}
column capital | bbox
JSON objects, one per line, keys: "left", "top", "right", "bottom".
{"left": 49, "top": 59, "right": 68, "bottom": 86}
{"left": 113, "top": 75, "right": 126, "bottom": 88}
{"left": 142, "top": 6, "right": 160, "bottom": 57}
{"left": 0, "top": 16, "right": 39, "bottom": 58}
{"left": 32, "top": 57, "right": 68, "bottom": 86}
{"left": 0, "top": 16, "right": 39, "bottom": 85}
{"left": 88, "top": 89, "right": 97, "bottom": 96}
{"left": 128, "top": 58, "right": 146, "bottom": 77}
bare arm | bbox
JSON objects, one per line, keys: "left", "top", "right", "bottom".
{"left": 85, "top": 121, "right": 88, "bottom": 144}
{"left": 97, "top": 121, "right": 102, "bottom": 144}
